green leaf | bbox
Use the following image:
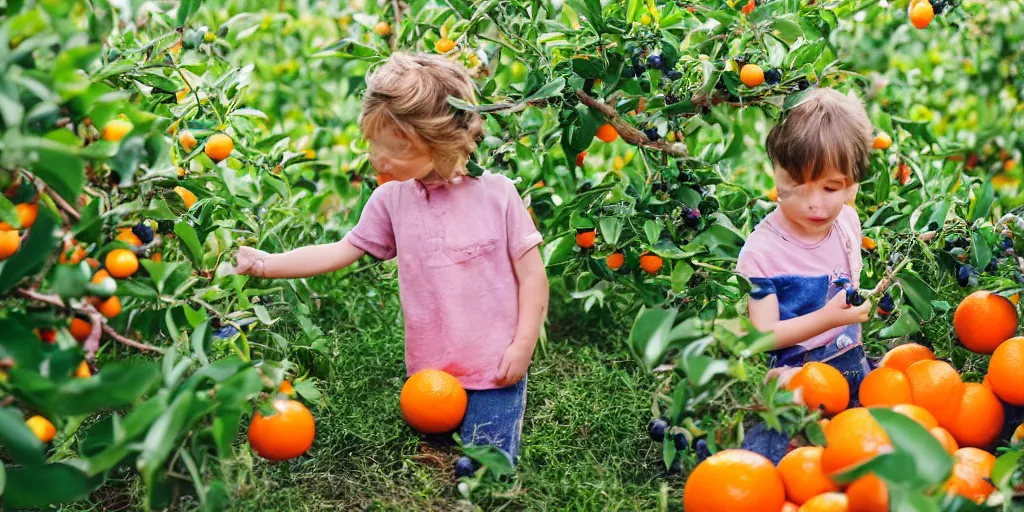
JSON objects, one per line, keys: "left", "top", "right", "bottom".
{"left": 971, "top": 230, "right": 993, "bottom": 271}
{"left": 18, "top": 134, "right": 85, "bottom": 202}
{"left": 523, "top": 78, "right": 566, "bottom": 103}
{"left": 572, "top": 58, "right": 605, "bottom": 79}
{"left": 969, "top": 180, "right": 994, "bottom": 224}
{"left": 191, "top": 320, "right": 210, "bottom": 367}
{"left": 1, "top": 463, "right": 105, "bottom": 509}
{"left": 211, "top": 408, "right": 243, "bottom": 460}
{"left": 48, "top": 264, "right": 90, "bottom": 300}
{"left": 0, "top": 462, "right": 5, "bottom": 497}
{"left": 0, "top": 207, "right": 59, "bottom": 293}
{"left": 878, "top": 313, "right": 920, "bottom": 338}
{"left": 0, "top": 408, "right": 46, "bottom": 465}
{"left": 174, "top": 221, "right": 204, "bottom": 270}
{"left": 294, "top": 380, "right": 322, "bottom": 403}
{"left": 806, "top": 421, "right": 826, "bottom": 446}
{"left": 177, "top": 0, "right": 204, "bottom": 25}
{"left": 54, "top": 360, "right": 162, "bottom": 416}
{"left": 629, "top": 307, "right": 677, "bottom": 370}
{"left": 598, "top": 218, "right": 623, "bottom": 247}
{"left": 896, "top": 272, "right": 936, "bottom": 321}
{"left": 643, "top": 219, "right": 662, "bottom": 245}
{"left": 671, "top": 260, "right": 694, "bottom": 293}
{"left": 73, "top": 197, "right": 104, "bottom": 244}
{"left": 683, "top": 355, "right": 730, "bottom": 387}
{"left": 870, "top": 408, "right": 954, "bottom": 487}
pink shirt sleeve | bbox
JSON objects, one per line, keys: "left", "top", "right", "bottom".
{"left": 502, "top": 178, "right": 543, "bottom": 260}
{"left": 344, "top": 184, "right": 397, "bottom": 260}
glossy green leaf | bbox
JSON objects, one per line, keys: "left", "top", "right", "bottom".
{"left": 0, "top": 408, "right": 46, "bottom": 465}
{"left": 174, "top": 221, "right": 204, "bottom": 270}
{"left": 1, "top": 463, "right": 105, "bottom": 508}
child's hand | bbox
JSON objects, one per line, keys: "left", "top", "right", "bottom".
{"left": 824, "top": 291, "right": 871, "bottom": 327}
{"left": 765, "top": 366, "right": 802, "bottom": 388}
{"left": 231, "top": 246, "right": 269, "bottom": 277}
{"left": 496, "top": 342, "right": 533, "bottom": 387}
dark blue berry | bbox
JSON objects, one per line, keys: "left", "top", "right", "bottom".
{"left": 132, "top": 222, "right": 155, "bottom": 244}
{"left": 695, "top": 439, "right": 711, "bottom": 462}
{"left": 846, "top": 287, "right": 865, "bottom": 306}
{"left": 646, "top": 54, "right": 663, "bottom": 69}
{"left": 213, "top": 325, "right": 239, "bottom": 339}
{"left": 987, "top": 258, "right": 1001, "bottom": 272}
{"left": 684, "top": 208, "right": 701, "bottom": 228}
{"left": 644, "top": 128, "right": 659, "bottom": 141}
{"left": 455, "top": 456, "right": 475, "bottom": 478}
{"left": 832, "top": 277, "right": 851, "bottom": 288}
{"left": 673, "top": 432, "right": 688, "bottom": 451}
{"left": 932, "top": 0, "right": 946, "bottom": 14}
{"left": 666, "top": 70, "right": 683, "bottom": 80}
{"left": 1002, "top": 237, "right": 1014, "bottom": 251}
{"left": 649, "top": 419, "right": 668, "bottom": 442}
{"left": 764, "top": 69, "right": 782, "bottom": 85}
{"left": 877, "top": 292, "right": 895, "bottom": 315}
{"left": 957, "top": 265, "right": 975, "bottom": 287}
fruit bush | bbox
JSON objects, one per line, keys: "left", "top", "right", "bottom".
{"left": 2, "top": 0, "right": 1024, "bottom": 510}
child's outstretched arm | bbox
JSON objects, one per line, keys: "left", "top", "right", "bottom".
{"left": 749, "top": 291, "right": 871, "bottom": 350}
{"left": 232, "top": 239, "right": 366, "bottom": 279}
{"left": 496, "top": 246, "right": 549, "bottom": 386}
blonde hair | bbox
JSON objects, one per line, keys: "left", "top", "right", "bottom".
{"left": 360, "top": 53, "right": 484, "bottom": 180}
{"left": 766, "top": 88, "right": 873, "bottom": 184}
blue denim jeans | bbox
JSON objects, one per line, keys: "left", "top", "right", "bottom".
{"left": 741, "top": 344, "right": 872, "bottom": 465}
{"left": 460, "top": 375, "right": 528, "bottom": 464}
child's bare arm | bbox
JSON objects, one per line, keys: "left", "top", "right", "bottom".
{"left": 749, "top": 292, "right": 871, "bottom": 350}
{"left": 233, "top": 238, "right": 366, "bottom": 279}
{"left": 496, "top": 246, "right": 548, "bottom": 386}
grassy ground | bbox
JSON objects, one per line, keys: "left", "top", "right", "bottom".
{"left": 218, "top": 267, "right": 683, "bottom": 511}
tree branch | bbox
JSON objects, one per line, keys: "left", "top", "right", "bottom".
{"left": 575, "top": 89, "right": 688, "bottom": 157}
{"left": 102, "top": 324, "right": 165, "bottom": 354}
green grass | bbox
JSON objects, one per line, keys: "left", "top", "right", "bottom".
{"left": 218, "top": 269, "right": 685, "bottom": 511}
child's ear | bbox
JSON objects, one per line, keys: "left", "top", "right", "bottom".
{"left": 845, "top": 182, "right": 859, "bottom": 204}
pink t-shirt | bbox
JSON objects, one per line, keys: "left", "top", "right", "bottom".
{"left": 343, "top": 171, "right": 543, "bottom": 390}
{"left": 736, "top": 205, "right": 864, "bottom": 358}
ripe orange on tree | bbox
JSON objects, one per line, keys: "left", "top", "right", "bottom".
{"left": 0, "top": 229, "right": 20, "bottom": 261}
{"left": 399, "top": 369, "right": 467, "bottom": 434}
{"left": 786, "top": 362, "right": 849, "bottom": 416}
{"left": 102, "top": 118, "right": 133, "bottom": 142}
{"left": 97, "top": 295, "right": 122, "bottom": 319}
{"left": 639, "top": 252, "right": 663, "bottom": 274}
{"left": 105, "top": 249, "right": 139, "bottom": 279}
{"left": 0, "top": 202, "right": 39, "bottom": 230}
{"left": 953, "top": 290, "right": 1018, "bottom": 354}
{"left": 576, "top": 229, "right": 596, "bottom": 249}
{"left": 606, "top": 251, "right": 624, "bottom": 271}
{"left": 891, "top": 403, "right": 938, "bottom": 430}
{"left": 174, "top": 186, "right": 198, "bottom": 208}
{"left": 820, "top": 408, "right": 892, "bottom": 476}
{"left": 846, "top": 473, "right": 889, "bottom": 512}
{"left": 204, "top": 133, "right": 234, "bottom": 162}
{"left": 858, "top": 367, "right": 913, "bottom": 407}
{"left": 945, "top": 447, "right": 996, "bottom": 504}
{"left": 986, "top": 337, "right": 1024, "bottom": 405}
{"left": 92, "top": 269, "right": 112, "bottom": 284}
{"left": 740, "top": 64, "right": 765, "bottom": 87}
{"left": 740, "top": 0, "right": 755, "bottom": 15}
{"left": 59, "top": 241, "right": 86, "bottom": 264}
{"left": 248, "top": 399, "right": 316, "bottom": 461}
{"left": 879, "top": 343, "right": 934, "bottom": 372}
{"left": 896, "top": 163, "right": 911, "bottom": 185}
{"left": 777, "top": 446, "right": 840, "bottom": 505}
{"left": 116, "top": 228, "right": 142, "bottom": 246}
{"left": 434, "top": 38, "right": 455, "bottom": 53}
{"left": 872, "top": 133, "right": 892, "bottom": 150}
{"left": 374, "top": 21, "right": 392, "bottom": 36}
{"left": 596, "top": 123, "right": 618, "bottom": 143}
{"left": 279, "top": 380, "right": 296, "bottom": 396}
{"left": 178, "top": 129, "right": 197, "bottom": 152}
{"left": 25, "top": 415, "right": 56, "bottom": 443}
{"left": 909, "top": 0, "right": 935, "bottom": 29}
{"left": 930, "top": 427, "right": 959, "bottom": 454}
{"left": 70, "top": 317, "right": 92, "bottom": 342}
{"left": 683, "top": 449, "right": 786, "bottom": 512}
{"left": 906, "top": 360, "right": 964, "bottom": 425}
{"left": 861, "top": 236, "right": 876, "bottom": 251}
{"left": 944, "top": 383, "right": 1004, "bottom": 448}
{"left": 575, "top": 151, "right": 587, "bottom": 167}
{"left": 797, "top": 492, "right": 847, "bottom": 512}
{"left": 75, "top": 361, "right": 91, "bottom": 378}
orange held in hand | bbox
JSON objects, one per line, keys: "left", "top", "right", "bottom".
{"left": 786, "top": 362, "right": 849, "bottom": 416}
{"left": 596, "top": 123, "right": 618, "bottom": 143}
{"left": 820, "top": 408, "right": 892, "bottom": 476}
{"left": 878, "top": 343, "right": 935, "bottom": 372}
{"left": 683, "top": 449, "right": 786, "bottom": 512}
{"left": 75, "top": 360, "right": 91, "bottom": 378}
{"left": 777, "top": 446, "right": 840, "bottom": 505}
{"left": 400, "top": 369, "right": 467, "bottom": 434}
{"left": 986, "top": 337, "right": 1024, "bottom": 405}
{"left": 858, "top": 367, "right": 913, "bottom": 407}
{"left": 105, "top": 249, "right": 139, "bottom": 279}
{"left": 248, "top": 399, "right": 316, "bottom": 461}
{"left": 945, "top": 447, "right": 995, "bottom": 504}
{"left": 205, "top": 133, "right": 235, "bottom": 162}
{"left": 953, "top": 290, "right": 1018, "bottom": 354}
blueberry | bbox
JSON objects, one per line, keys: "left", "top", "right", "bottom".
{"left": 764, "top": 68, "right": 782, "bottom": 85}
{"left": 877, "top": 292, "right": 895, "bottom": 315}
{"left": 987, "top": 258, "right": 1001, "bottom": 272}
{"left": 649, "top": 419, "right": 668, "bottom": 442}
{"left": 932, "top": 0, "right": 946, "bottom": 14}
{"left": 832, "top": 277, "right": 851, "bottom": 288}
{"left": 665, "top": 94, "right": 679, "bottom": 105}
{"left": 846, "top": 287, "right": 865, "bottom": 306}
{"left": 666, "top": 70, "right": 683, "bottom": 80}
{"left": 695, "top": 439, "right": 711, "bottom": 462}
{"left": 644, "top": 128, "right": 659, "bottom": 141}
{"left": 796, "top": 79, "right": 811, "bottom": 90}
{"left": 685, "top": 208, "right": 701, "bottom": 228}
{"left": 673, "top": 432, "right": 688, "bottom": 451}
{"left": 455, "top": 456, "right": 475, "bottom": 478}
{"left": 646, "top": 54, "right": 663, "bottom": 69}
{"left": 132, "top": 222, "right": 155, "bottom": 244}
{"left": 1002, "top": 237, "right": 1014, "bottom": 251}
{"left": 213, "top": 325, "right": 240, "bottom": 339}
{"left": 957, "top": 265, "right": 974, "bottom": 287}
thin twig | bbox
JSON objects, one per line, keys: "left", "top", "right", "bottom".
{"left": 80, "top": 305, "right": 104, "bottom": 358}
{"left": 390, "top": 0, "right": 403, "bottom": 52}
{"left": 576, "top": 90, "right": 688, "bottom": 157}
{"left": 44, "top": 183, "right": 81, "bottom": 222}
{"left": 102, "top": 324, "right": 165, "bottom": 354}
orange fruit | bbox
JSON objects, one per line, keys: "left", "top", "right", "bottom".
{"left": 606, "top": 252, "right": 624, "bottom": 271}
{"left": 879, "top": 343, "right": 935, "bottom": 372}
{"left": 872, "top": 133, "right": 892, "bottom": 150}
{"left": 247, "top": 399, "right": 316, "bottom": 461}
{"left": 116, "top": 229, "right": 142, "bottom": 246}
{"left": 176, "top": 85, "right": 190, "bottom": 103}
{"left": 75, "top": 360, "right": 91, "bottom": 378}
{"left": 930, "top": 427, "right": 959, "bottom": 454}
{"left": 786, "top": 362, "right": 850, "bottom": 416}
{"left": 797, "top": 492, "right": 847, "bottom": 512}
{"left": 905, "top": 360, "right": 964, "bottom": 425}
{"left": 374, "top": 21, "right": 392, "bottom": 36}
{"left": 909, "top": 0, "right": 934, "bottom": 29}
{"left": 434, "top": 38, "right": 455, "bottom": 53}
{"left": 92, "top": 269, "right": 112, "bottom": 284}
{"left": 783, "top": 503, "right": 799, "bottom": 512}
{"left": 1006, "top": 160, "right": 1018, "bottom": 173}
{"left": 59, "top": 243, "right": 86, "bottom": 264}
{"left": 25, "top": 415, "right": 56, "bottom": 443}
{"left": 640, "top": 252, "right": 663, "bottom": 275}
{"left": 70, "top": 317, "right": 92, "bottom": 342}
{"left": 858, "top": 368, "right": 913, "bottom": 407}
{"left": 740, "top": 0, "right": 755, "bottom": 15}
{"left": 861, "top": 236, "right": 877, "bottom": 251}
{"left": 896, "top": 163, "right": 911, "bottom": 185}
{"left": 596, "top": 123, "right": 618, "bottom": 143}
{"left": 105, "top": 249, "right": 139, "bottom": 279}
{"left": 279, "top": 380, "right": 295, "bottom": 395}
{"left": 15, "top": 203, "right": 38, "bottom": 229}
{"left": 576, "top": 229, "right": 596, "bottom": 249}
{"left": 891, "top": 404, "right": 938, "bottom": 430}
{"left": 152, "top": 252, "right": 162, "bottom": 262}
{"left": 945, "top": 383, "right": 1004, "bottom": 448}
{"left": 820, "top": 408, "right": 892, "bottom": 476}
{"left": 989, "top": 337, "right": 1024, "bottom": 405}
{"left": 954, "top": 291, "right": 1018, "bottom": 354}
{"left": 777, "top": 446, "right": 840, "bottom": 505}
{"left": 846, "top": 473, "right": 889, "bottom": 512}
{"left": 740, "top": 64, "right": 765, "bottom": 87}
{"left": 174, "top": 186, "right": 198, "bottom": 208}
{"left": 102, "top": 119, "right": 133, "bottom": 142}
{"left": 86, "top": 257, "right": 100, "bottom": 269}
{"left": 767, "top": 187, "right": 778, "bottom": 201}
{"left": 945, "top": 447, "right": 995, "bottom": 504}
{"left": 399, "top": 369, "right": 468, "bottom": 434}
{"left": 178, "top": 130, "right": 197, "bottom": 152}
{"left": 204, "top": 133, "right": 234, "bottom": 162}
{"left": 97, "top": 296, "right": 121, "bottom": 318}
{"left": 0, "top": 229, "right": 20, "bottom": 261}
{"left": 683, "top": 449, "right": 786, "bottom": 512}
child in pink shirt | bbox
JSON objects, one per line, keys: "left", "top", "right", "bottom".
{"left": 231, "top": 53, "right": 549, "bottom": 476}
{"left": 736, "top": 88, "right": 875, "bottom": 464}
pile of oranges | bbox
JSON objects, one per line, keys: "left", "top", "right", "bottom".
{"left": 684, "top": 289, "right": 1022, "bottom": 510}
